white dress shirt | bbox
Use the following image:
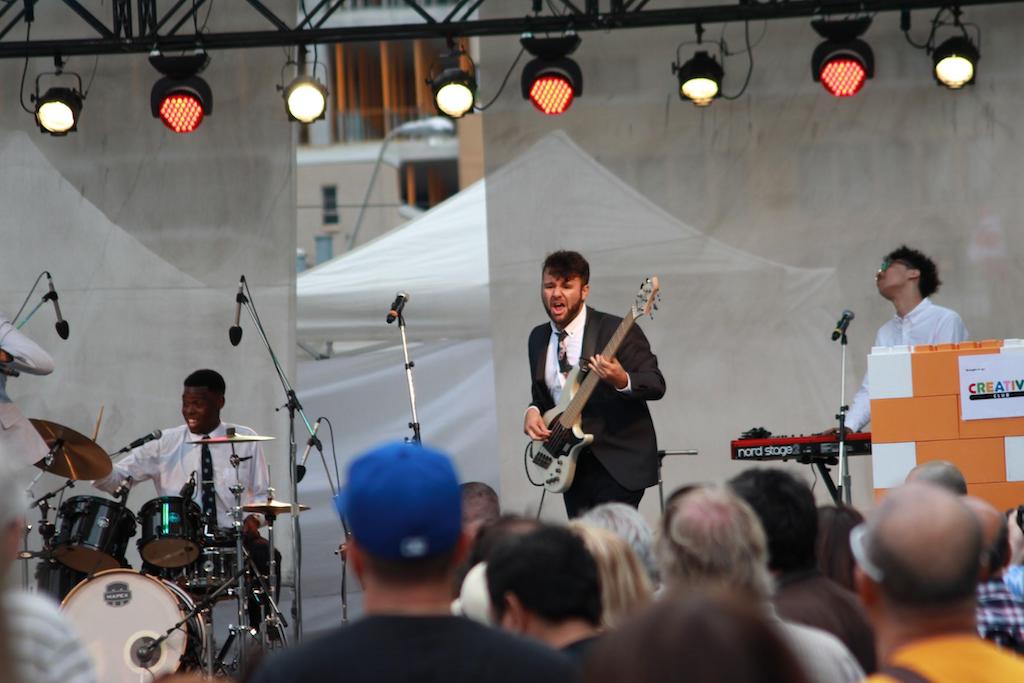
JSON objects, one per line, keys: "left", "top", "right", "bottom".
{"left": 544, "top": 307, "right": 588, "bottom": 404}
{"left": 93, "top": 421, "right": 270, "bottom": 528}
{"left": 0, "top": 312, "right": 55, "bottom": 469}
{"left": 846, "top": 298, "right": 968, "bottom": 432}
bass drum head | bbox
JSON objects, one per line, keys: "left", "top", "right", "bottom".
{"left": 61, "top": 569, "right": 191, "bottom": 683}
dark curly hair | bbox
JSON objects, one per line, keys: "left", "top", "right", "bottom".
{"left": 542, "top": 250, "right": 590, "bottom": 285}
{"left": 886, "top": 245, "right": 942, "bottom": 298}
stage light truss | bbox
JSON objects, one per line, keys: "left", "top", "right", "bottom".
{"left": 0, "top": 0, "right": 1017, "bottom": 59}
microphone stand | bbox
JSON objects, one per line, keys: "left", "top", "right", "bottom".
{"left": 236, "top": 277, "right": 315, "bottom": 643}
{"left": 834, "top": 329, "right": 852, "bottom": 506}
{"left": 396, "top": 312, "right": 421, "bottom": 444}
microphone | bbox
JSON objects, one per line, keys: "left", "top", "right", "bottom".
{"left": 179, "top": 471, "right": 197, "bottom": 500}
{"left": 386, "top": 292, "right": 410, "bottom": 324}
{"left": 296, "top": 418, "right": 323, "bottom": 483}
{"left": 831, "top": 309, "right": 855, "bottom": 341}
{"left": 115, "top": 429, "right": 162, "bottom": 454}
{"left": 229, "top": 276, "right": 246, "bottom": 347}
{"left": 113, "top": 476, "right": 133, "bottom": 500}
{"left": 43, "top": 273, "right": 69, "bottom": 340}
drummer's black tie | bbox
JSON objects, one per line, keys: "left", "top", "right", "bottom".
{"left": 200, "top": 439, "right": 217, "bottom": 525}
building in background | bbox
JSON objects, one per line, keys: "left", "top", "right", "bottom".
{"left": 296, "top": 2, "right": 484, "bottom": 271}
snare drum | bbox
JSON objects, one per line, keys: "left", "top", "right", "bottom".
{"left": 185, "top": 544, "right": 239, "bottom": 598}
{"left": 53, "top": 496, "right": 136, "bottom": 573}
{"left": 138, "top": 496, "right": 202, "bottom": 568}
{"left": 61, "top": 569, "right": 206, "bottom": 683}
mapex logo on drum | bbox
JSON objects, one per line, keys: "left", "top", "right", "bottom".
{"left": 104, "top": 581, "right": 132, "bottom": 607}
{"left": 735, "top": 445, "right": 796, "bottom": 459}
{"left": 98, "top": 516, "right": 110, "bottom": 528}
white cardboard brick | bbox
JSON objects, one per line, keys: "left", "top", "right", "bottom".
{"left": 1005, "top": 437, "right": 1024, "bottom": 482}
{"left": 872, "top": 442, "right": 918, "bottom": 488}
{"left": 868, "top": 346, "right": 914, "bottom": 400}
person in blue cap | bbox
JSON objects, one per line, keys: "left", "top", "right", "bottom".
{"left": 249, "top": 441, "right": 575, "bottom": 683}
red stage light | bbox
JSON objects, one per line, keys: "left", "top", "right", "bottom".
{"left": 818, "top": 57, "right": 867, "bottom": 97}
{"left": 528, "top": 74, "right": 576, "bottom": 115}
{"left": 158, "top": 92, "right": 205, "bottom": 133}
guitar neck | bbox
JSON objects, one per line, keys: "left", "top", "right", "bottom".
{"left": 559, "top": 312, "right": 637, "bottom": 426}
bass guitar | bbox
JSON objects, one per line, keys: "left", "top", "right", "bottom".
{"left": 524, "top": 277, "right": 660, "bottom": 493}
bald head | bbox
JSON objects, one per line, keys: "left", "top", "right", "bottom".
{"left": 905, "top": 460, "right": 967, "bottom": 496}
{"left": 964, "top": 496, "right": 1009, "bottom": 580}
{"left": 656, "top": 486, "right": 773, "bottom": 601}
{"left": 864, "top": 483, "right": 980, "bottom": 608}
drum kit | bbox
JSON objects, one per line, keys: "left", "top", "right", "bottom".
{"left": 22, "top": 419, "right": 308, "bottom": 681}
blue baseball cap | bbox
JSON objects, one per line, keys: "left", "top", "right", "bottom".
{"left": 335, "top": 441, "right": 462, "bottom": 560}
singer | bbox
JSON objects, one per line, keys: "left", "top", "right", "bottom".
{"left": 93, "top": 369, "right": 270, "bottom": 529}
{"left": 830, "top": 246, "right": 968, "bottom": 434}
{"left": 0, "top": 310, "right": 55, "bottom": 470}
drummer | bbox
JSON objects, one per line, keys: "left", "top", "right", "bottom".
{"left": 0, "top": 310, "right": 56, "bottom": 471}
{"left": 93, "top": 369, "right": 270, "bottom": 532}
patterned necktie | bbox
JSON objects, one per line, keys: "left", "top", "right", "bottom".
{"left": 200, "top": 439, "right": 218, "bottom": 525}
{"left": 557, "top": 330, "right": 572, "bottom": 375}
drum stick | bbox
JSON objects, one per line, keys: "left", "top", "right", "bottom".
{"left": 91, "top": 405, "right": 104, "bottom": 442}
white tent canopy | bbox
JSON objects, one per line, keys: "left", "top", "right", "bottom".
{"left": 297, "top": 179, "right": 489, "bottom": 345}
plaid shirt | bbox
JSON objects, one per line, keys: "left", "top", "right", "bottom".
{"left": 977, "top": 578, "right": 1024, "bottom": 654}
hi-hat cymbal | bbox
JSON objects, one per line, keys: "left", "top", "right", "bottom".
{"left": 31, "top": 419, "right": 113, "bottom": 480}
{"left": 187, "top": 432, "right": 276, "bottom": 445}
{"left": 242, "top": 500, "right": 310, "bottom": 515}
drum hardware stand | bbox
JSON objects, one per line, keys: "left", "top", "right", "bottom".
{"left": 657, "top": 449, "right": 700, "bottom": 514}
{"left": 235, "top": 274, "right": 315, "bottom": 642}
{"left": 20, "top": 475, "right": 74, "bottom": 588}
{"left": 137, "top": 561, "right": 249, "bottom": 672}
{"left": 229, "top": 446, "right": 249, "bottom": 664}
{"left": 833, "top": 323, "right": 853, "bottom": 506}
{"left": 393, "top": 311, "right": 422, "bottom": 444}
{"left": 243, "top": 550, "right": 289, "bottom": 648}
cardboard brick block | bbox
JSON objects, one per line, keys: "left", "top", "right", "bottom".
{"left": 871, "top": 395, "right": 960, "bottom": 443}
{"left": 916, "top": 438, "right": 1005, "bottom": 484}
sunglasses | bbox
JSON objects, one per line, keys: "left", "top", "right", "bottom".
{"left": 878, "top": 258, "right": 914, "bottom": 273}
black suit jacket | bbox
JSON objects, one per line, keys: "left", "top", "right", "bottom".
{"left": 528, "top": 307, "right": 666, "bottom": 491}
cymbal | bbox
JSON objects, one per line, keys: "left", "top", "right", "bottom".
{"left": 187, "top": 432, "right": 276, "bottom": 445}
{"left": 242, "top": 500, "right": 310, "bottom": 515}
{"left": 31, "top": 419, "right": 113, "bottom": 480}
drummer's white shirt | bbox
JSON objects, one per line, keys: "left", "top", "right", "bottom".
{"left": 93, "top": 421, "right": 270, "bottom": 528}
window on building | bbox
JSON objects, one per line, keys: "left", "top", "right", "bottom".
{"left": 322, "top": 185, "right": 339, "bottom": 225}
{"left": 398, "top": 160, "right": 459, "bottom": 210}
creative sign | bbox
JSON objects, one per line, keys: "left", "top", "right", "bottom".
{"left": 959, "top": 353, "right": 1024, "bottom": 421}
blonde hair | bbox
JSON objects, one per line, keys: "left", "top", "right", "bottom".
{"left": 569, "top": 521, "right": 653, "bottom": 628}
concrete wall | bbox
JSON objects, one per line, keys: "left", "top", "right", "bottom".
{"left": 479, "top": 4, "right": 1024, "bottom": 520}
{"left": 0, "top": 4, "right": 297, "bottom": 578}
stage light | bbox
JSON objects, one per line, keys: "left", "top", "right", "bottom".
{"left": 520, "top": 35, "right": 583, "bottom": 115}
{"left": 150, "top": 51, "right": 213, "bottom": 133}
{"left": 35, "top": 86, "right": 83, "bottom": 135}
{"left": 933, "top": 36, "right": 978, "bottom": 89}
{"left": 429, "top": 48, "right": 476, "bottom": 118}
{"left": 284, "top": 75, "right": 328, "bottom": 123}
{"left": 673, "top": 50, "right": 723, "bottom": 107}
{"left": 811, "top": 18, "right": 874, "bottom": 98}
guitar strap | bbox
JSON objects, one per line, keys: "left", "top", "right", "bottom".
{"left": 580, "top": 307, "right": 599, "bottom": 364}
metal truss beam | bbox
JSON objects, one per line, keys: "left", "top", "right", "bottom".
{"left": 0, "top": 0, "right": 1017, "bottom": 59}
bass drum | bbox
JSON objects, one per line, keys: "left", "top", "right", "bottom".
{"left": 61, "top": 569, "right": 206, "bottom": 682}
{"left": 35, "top": 559, "right": 87, "bottom": 603}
